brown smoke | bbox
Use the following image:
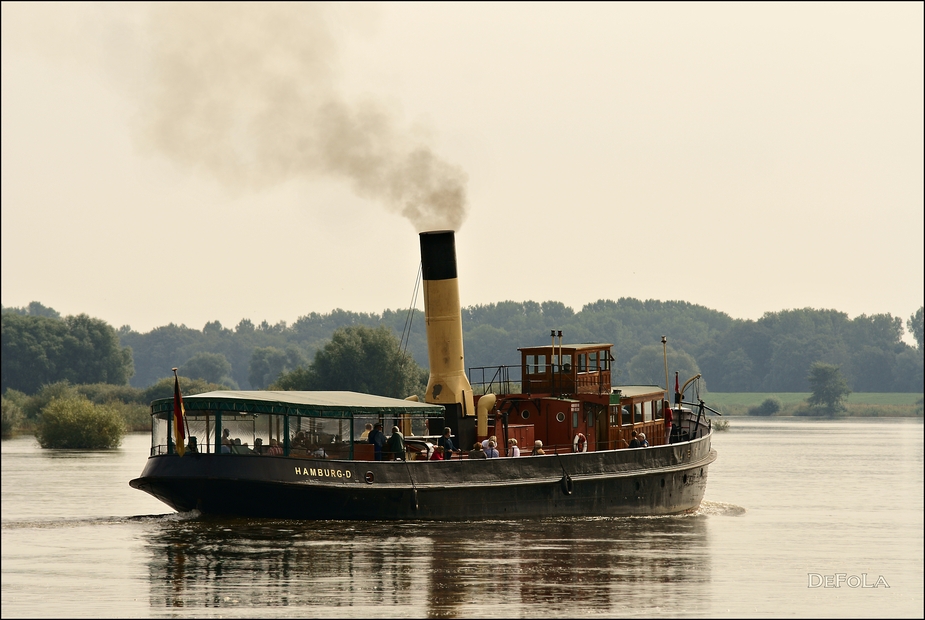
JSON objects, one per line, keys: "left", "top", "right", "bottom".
{"left": 5, "top": 3, "right": 469, "bottom": 232}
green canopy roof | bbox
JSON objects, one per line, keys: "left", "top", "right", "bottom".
{"left": 151, "top": 390, "right": 444, "bottom": 419}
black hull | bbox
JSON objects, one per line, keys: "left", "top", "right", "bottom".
{"left": 130, "top": 434, "right": 715, "bottom": 520}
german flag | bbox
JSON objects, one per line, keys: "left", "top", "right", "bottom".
{"left": 173, "top": 368, "right": 186, "bottom": 457}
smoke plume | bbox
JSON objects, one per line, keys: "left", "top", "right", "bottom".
{"left": 6, "top": 3, "right": 469, "bottom": 232}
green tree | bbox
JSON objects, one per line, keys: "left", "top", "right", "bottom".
{"left": 272, "top": 325, "right": 427, "bottom": 398}
{"left": 181, "top": 352, "right": 238, "bottom": 388}
{"left": 626, "top": 344, "right": 704, "bottom": 392}
{"left": 908, "top": 306, "right": 923, "bottom": 351}
{"left": 1, "top": 394, "right": 24, "bottom": 437}
{"left": 1, "top": 313, "right": 133, "bottom": 394}
{"left": 60, "top": 314, "right": 134, "bottom": 386}
{"left": 35, "top": 396, "right": 126, "bottom": 449}
{"left": 141, "top": 376, "right": 230, "bottom": 404}
{"left": 806, "top": 362, "right": 851, "bottom": 416}
{"left": 248, "top": 346, "right": 306, "bottom": 389}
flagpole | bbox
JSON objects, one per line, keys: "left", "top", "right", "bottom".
{"left": 172, "top": 367, "right": 189, "bottom": 456}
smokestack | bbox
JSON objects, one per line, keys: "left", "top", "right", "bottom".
{"left": 419, "top": 231, "right": 475, "bottom": 419}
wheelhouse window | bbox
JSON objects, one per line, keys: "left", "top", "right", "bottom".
{"left": 527, "top": 354, "right": 547, "bottom": 374}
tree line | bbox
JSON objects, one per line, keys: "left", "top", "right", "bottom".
{"left": 2, "top": 300, "right": 923, "bottom": 397}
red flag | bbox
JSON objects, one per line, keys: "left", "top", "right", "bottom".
{"left": 173, "top": 370, "right": 186, "bottom": 457}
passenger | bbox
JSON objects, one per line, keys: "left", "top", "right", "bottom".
{"left": 531, "top": 440, "right": 545, "bottom": 456}
{"left": 312, "top": 445, "right": 328, "bottom": 458}
{"left": 268, "top": 438, "right": 283, "bottom": 456}
{"left": 291, "top": 431, "right": 309, "bottom": 451}
{"left": 639, "top": 432, "right": 649, "bottom": 448}
{"left": 485, "top": 440, "right": 500, "bottom": 458}
{"left": 430, "top": 445, "right": 444, "bottom": 461}
{"left": 506, "top": 438, "right": 520, "bottom": 457}
{"left": 360, "top": 423, "right": 373, "bottom": 441}
{"left": 664, "top": 401, "right": 674, "bottom": 444}
{"left": 468, "top": 442, "right": 487, "bottom": 459}
{"left": 254, "top": 437, "right": 264, "bottom": 454}
{"left": 438, "top": 427, "right": 458, "bottom": 461}
{"left": 386, "top": 426, "right": 405, "bottom": 461}
{"left": 368, "top": 423, "right": 386, "bottom": 461}
{"left": 186, "top": 436, "right": 199, "bottom": 454}
{"left": 481, "top": 435, "right": 498, "bottom": 451}
{"left": 232, "top": 438, "right": 251, "bottom": 454}
{"left": 628, "top": 430, "right": 640, "bottom": 449}
{"left": 221, "top": 428, "right": 232, "bottom": 446}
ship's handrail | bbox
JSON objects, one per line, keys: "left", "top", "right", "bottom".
{"left": 468, "top": 365, "right": 520, "bottom": 395}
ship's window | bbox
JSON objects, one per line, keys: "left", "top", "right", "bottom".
{"left": 634, "top": 403, "right": 642, "bottom": 423}
{"left": 527, "top": 354, "right": 547, "bottom": 374}
{"left": 643, "top": 401, "right": 652, "bottom": 422}
{"left": 556, "top": 412, "right": 566, "bottom": 423}
{"left": 521, "top": 411, "right": 530, "bottom": 420}
{"left": 559, "top": 354, "right": 572, "bottom": 373}
{"left": 577, "top": 354, "right": 586, "bottom": 373}
{"left": 289, "top": 417, "right": 351, "bottom": 459}
{"left": 588, "top": 351, "right": 598, "bottom": 372}
{"left": 572, "top": 411, "right": 578, "bottom": 428}
{"left": 655, "top": 400, "right": 664, "bottom": 420}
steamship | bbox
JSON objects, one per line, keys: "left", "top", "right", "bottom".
{"left": 130, "top": 231, "right": 717, "bottom": 519}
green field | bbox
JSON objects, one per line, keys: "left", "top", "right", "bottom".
{"left": 702, "top": 392, "right": 923, "bottom": 417}
{"left": 706, "top": 393, "right": 923, "bottom": 407}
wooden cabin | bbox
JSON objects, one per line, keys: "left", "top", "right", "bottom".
{"left": 474, "top": 342, "right": 674, "bottom": 453}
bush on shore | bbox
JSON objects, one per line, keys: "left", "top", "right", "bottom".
{"left": 35, "top": 396, "right": 126, "bottom": 449}
{"left": 748, "top": 397, "right": 782, "bottom": 416}
{"left": 1, "top": 395, "right": 24, "bottom": 438}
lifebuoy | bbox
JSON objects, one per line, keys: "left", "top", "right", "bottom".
{"left": 572, "top": 433, "right": 587, "bottom": 453}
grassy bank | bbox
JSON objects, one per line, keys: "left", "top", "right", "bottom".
{"left": 704, "top": 393, "right": 924, "bottom": 417}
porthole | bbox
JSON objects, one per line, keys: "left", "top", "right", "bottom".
{"left": 521, "top": 411, "right": 530, "bottom": 420}
{"left": 365, "top": 471, "right": 375, "bottom": 484}
{"left": 556, "top": 412, "right": 566, "bottom": 423}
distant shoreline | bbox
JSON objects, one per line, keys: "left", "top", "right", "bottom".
{"left": 701, "top": 392, "right": 923, "bottom": 417}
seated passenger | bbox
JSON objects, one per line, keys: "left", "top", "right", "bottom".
{"left": 268, "top": 438, "right": 283, "bottom": 455}
{"left": 291, "top": 431, "right": 309, "bottom": 451}
{"left": 468, "top": 443, "right": 486, "bottom": 459}
{"left": 506, "top": 438, "right": 520, "bottom": 457}
{"left": 221, "top": 428, "right": 232, "bottom": 446}
{"left": 186, "top": 436, "right": 199, "bottom": 454}
{"left": 628, "top": 430, "right": 640, "bottom": 448}
{"left": 430, "top": 445, "right": 444, "bottom": 461}
{"left": 253, "top": 438, "right": 265, "bottom": 454}
{"left": 485, "top": 441, "right": 500, "bottom": 458}
{"left": 638, "top": 432, "right": 649, "bottom": 448}
{"left": 481, "top": 435, "right": 498, "bottom": 451}
{"left": 531, "top": 440, "right": 545, "bottom": 456}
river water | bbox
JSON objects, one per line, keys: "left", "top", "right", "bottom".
{"left": 2, "top": 417, "right": 922, "bottom": 618}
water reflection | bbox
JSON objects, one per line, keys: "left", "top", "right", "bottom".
{"left": 146, "top": 515, "right": 711, "bottom": 616}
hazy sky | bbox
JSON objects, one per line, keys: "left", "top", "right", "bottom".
{"left": 2, "top": 3, "right": 922, "bottom": 340}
